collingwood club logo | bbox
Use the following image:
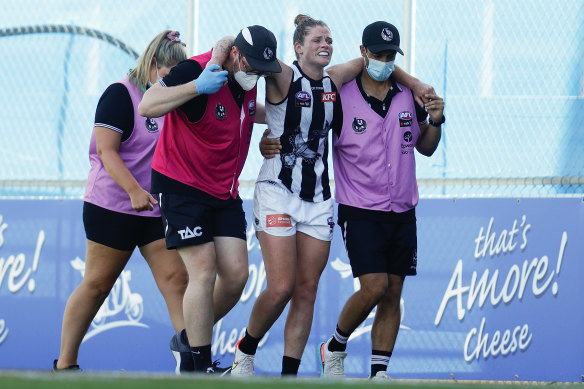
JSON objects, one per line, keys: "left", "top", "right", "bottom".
{"left": 263, "top": 47, "right": 274, "bottom": 60}
{"left": 352, "top": 117, "right": 367, "bottom": 134}
{"left": 145, "top": 118, "right": 158, "bottom": 132}
{"left": 215, "top": 103, "right": 226, "bottom": 120}
{"left": 381, "top": 27, "right": 393, "bottom": 41}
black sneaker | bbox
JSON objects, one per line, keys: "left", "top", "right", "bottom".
{"left": 52, "top": 359, "right": 81, "bottom": 372}
{"left": 170, "top": 330, "right": 195, "bottom": 374}
{"left": 208, "top": 360, "right": 231, "bottom": 376}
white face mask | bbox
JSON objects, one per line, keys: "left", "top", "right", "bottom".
{"left": 234, "top": 57, "right": 259, "bottom": 91}
{"left": 365, "top": 56, "right": 394, "bottom": 82}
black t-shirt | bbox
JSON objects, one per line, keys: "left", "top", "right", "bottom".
{"left": 94, "top": 83, "right": 134, "bottom": 142}
{"left": 161, "top": 58, "right": 245, "bottom": 123}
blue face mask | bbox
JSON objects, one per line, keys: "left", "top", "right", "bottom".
{"left": 148, "top": 77, "right": 162, "bottom": 88}
{"left": 155, "top": 60, "right": 163, "bottom": 84}
{"left": 365, "top": 57, "right": 394, "bottom": 82}
{"left": 148, "top": 60, "right": 163, "bottom": 87}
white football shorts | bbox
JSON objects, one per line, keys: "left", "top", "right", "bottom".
{"left": 252, "top": 180, "right": 335, "bottom": 241}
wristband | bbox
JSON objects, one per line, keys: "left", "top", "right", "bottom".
{"left": 428, "top": 115, "right": 445, "bottom": 127}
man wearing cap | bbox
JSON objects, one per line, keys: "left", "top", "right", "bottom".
{"left": 318, "top": 21, "right": 444, "bottom": 380}
{"left": 139, "top": 25, "right": 281, "bottom": 374}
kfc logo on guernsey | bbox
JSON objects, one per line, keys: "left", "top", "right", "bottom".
{"left": 266, "top": 214, "right": 292, "bottom": 227}
{"left": 321, "top": 92, "right": 336, "bottom": 102}
{"left": 399, "top": 111, "right": 413, "bottom": 127}
{"left": 295, "top": 91, "right": 311, "bottom": 107}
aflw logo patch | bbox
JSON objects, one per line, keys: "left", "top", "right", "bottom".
{"left": 399, "top": 111, "right": 413, "bottom": 127}
{"left": 295, "top": 91, "right": 311, "bottom": 107}
{"left": 266, "top": 214, "right": 292, "bottom": 227}
{"left": 321, "top": 92, "right": 336, "bottom": 102}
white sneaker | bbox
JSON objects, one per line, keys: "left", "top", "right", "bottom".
{"left": 230, "top": 339, "right": 254, "bottom": 377}
{"left": 370, "top": 371, "right": 391, "bottom": 381}
{"left": 319, "top": 338, "right": 347, "bottom": 378}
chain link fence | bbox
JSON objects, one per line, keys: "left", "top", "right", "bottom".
{"left": 1, "top": 0, "right": 582, "bottom": 199}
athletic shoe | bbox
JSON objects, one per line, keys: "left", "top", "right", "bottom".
{"left": 207, "top": 360, "right": 232, "bottom": 376}
{"left": 318, "top": 338, "right": 347, "bottom": 378}
{"left": 52, "top": 359, "right": 81, "bottom": 372}
{"left": 230, "top": 338, "right": 255, "bottom": 377}
{"left": 170, "top": 329, "right": 194, "bottom": 374}
{"left": 370, "top": 371, "right": 391, "bottom": 381}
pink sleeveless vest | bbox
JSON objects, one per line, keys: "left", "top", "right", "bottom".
{"left": 152, "top": 50, "right": 257, "bottom": 199}
{"left": 84, "top": 76, "right": 162, "bottom": 216}
{"left": 333, "top": 79, "right": 421, "bottom": 213}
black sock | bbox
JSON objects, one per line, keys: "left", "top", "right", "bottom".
{"left": 328, "top": 325, "right": 350, "bottom": 352}
{"left": 371, "top": 350, "right": 392, "bottom": 377}
{"left": 191, "top": 344, "right": 212, "bottom": 372}
{"left": 238, "top": 329, "right": 262, "bottom": 355}
{"left": 281, "top": 356, "right": 301, "bottom": 376}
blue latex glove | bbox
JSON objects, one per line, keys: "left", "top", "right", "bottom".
{"left": 194, "top": 64, "right": 228, "bottom": 95}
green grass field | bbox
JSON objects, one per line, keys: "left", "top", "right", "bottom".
{"left": 1, "top": 371, "right": 581, "bottom": 389}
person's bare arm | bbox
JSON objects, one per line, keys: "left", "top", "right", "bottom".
{"left": 209, "top": 36, "right": 235, "bottom": 67}
{"left": 138, "top": 82, "right": 197, "bottom": 118}
{"left": 138, "top": 64, "right": 227, "bottom": 118}
{"left": 265, "top": 59, "right": 293, "bottom": 104}
{"left": 416, "top": 93, "right": 444, "bottom": 156}
{"left": 393, "top": 65, "right": 435, "bottom": 106}
{"left": 255, "top": 103, "right": 266, "bottom": 124}
{"left": 259, "top": 128, "right": 282, "bottom": 159}
{"left": 326, "top": 57, "right": 363, "bottom": 88}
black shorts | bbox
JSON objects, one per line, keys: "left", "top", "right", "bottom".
{"left": 338, "top": 206, "right": 417, "bottom": 278}
{"left": 83, "top": 202, "right": 165, "bottom": 251}
{"left": 158, "top": 191, "right": 247, "bottom": 249}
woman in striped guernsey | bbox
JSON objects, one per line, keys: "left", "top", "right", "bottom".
{"left": 232, "top": 14, "right": 434, "bottom": 378}
{"left": 231, "top": 14, "right": 363, "bottom": 377}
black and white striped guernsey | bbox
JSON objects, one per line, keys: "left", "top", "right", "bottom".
{"left": 257, "top": 61, "right": 343, "bottom": 202}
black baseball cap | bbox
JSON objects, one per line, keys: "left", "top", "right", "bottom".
{"left": 235, "top": 25, "right": 282, "bottom": 73}
{"left": 362, "top": 21, "right": 404, "bottom": 55}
